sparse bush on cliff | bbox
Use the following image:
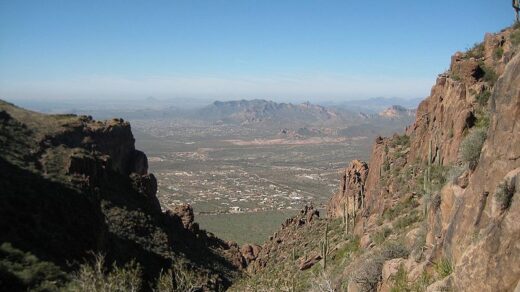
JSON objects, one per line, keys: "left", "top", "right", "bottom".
{"left": 482, "top": 64, "right": 499, "bottom": 86}
{"left": 390, "top": 264, "right": 409, "bottom": 292}
{"left": 373, "top": 227, "right": 392, "bottom": 245}
{"left": 460, "top": 128, "right": 487, "bottom": 169}
{"left": 351, "top": 243, "right": 409, "bottom": 291}
{"left": 494, "top": 47, "right": 504, "bottom": 60}
{"left": 511, "top": 29, "right": 520, "bottom": 46}
{"left": 393, "top": 210, "right": 422, "bottom": 231}
{"left": 495, "top": 181, "right": 515, "bottom": 211}
{"left": 447, "top": 164, "right": 467, "bottom": 183}
{"left": 382, "top": 196, "right": 418, "bottom": 222}
{"left": 435, "top": 257, "right": 453, "bottom": 278}
{"left": 466, "top": 42, "right": 485, "bottom": 59}
{"left": 475, "top": 89, "right": 491, "bottom": 106}
{"left": 390, "top": 134, "right": 410, "bottom": 148}
{"left": 475, "top": 110, "right": 490, "bottom": 129}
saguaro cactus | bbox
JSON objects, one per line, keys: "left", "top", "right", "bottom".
{"left": 320, "top": 222, "right": 329, "bottom": 269}
{"left": 343, "top": 203, "right": 348, "bottom": 235}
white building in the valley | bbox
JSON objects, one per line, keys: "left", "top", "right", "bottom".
{"left": 229, "top": 206, "right": 242, "bottom": 213}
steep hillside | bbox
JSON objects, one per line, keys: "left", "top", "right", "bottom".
{"left": 232, "top": 24, "right": 520, "bottom": 291}
{"left": 0, "top": 101, "right": 245, "bottom": 291}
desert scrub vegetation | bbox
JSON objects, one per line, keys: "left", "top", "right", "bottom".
{"left": 389, "top": 266, "right": 433, "bottom": 292}
{"left": 0, "top": 242, "right": 68, "bottom": 291}
{"left": 393, "top": 210, "right": 422, "bottom": 231}
{"left": 447, "top": 163, "right": 467, "bottom": 183}
{"left": 435, "top": 257, "right": 453, "bottom": 278}
{"left": 493, "top": 46, "right": 504, "bottom": 60}
{"left": 415, "top": 164, "right": 448, "bottom": 195}
{"left": 460, "top": 127, "right": 487, "bottom": 170}
{"left": 373, "top": 227, "right": 392, "bottom": 245}
{"left": 389, "top": 264, "right": 409, "bottom": 292}
{"left": 351, "top": 242, "right": 409, "bottom": 291}
{"left": 495, "top": 181, "right": 515, "bottom": 211}
{"left": 71, "top": 254, "right": 200, "bottom": 292}
{"left": 155, "top": 261, "right": 199, "bottom": 292}
{"left": 481, "top": 63, "right": 499, "bottom": 86}
{"left": 390, "top": 134, "right": 410, "bottom": 148}
{"left": 382, "top": 196, "right": 419, "bottom": 222}
{"left": 475, "top": 109, "right": 491, "bottom": 129}
{"left": 466, "top": 42, "right": 485, "bottom": 59}
{"left": 71, "top": 253, "right": 142, "bottom": 292}
{"left": 511, "top": 28, "right": 520, "bottom": 46}
{"left": 475, "top": 89, "right": 491, "bottom": 106}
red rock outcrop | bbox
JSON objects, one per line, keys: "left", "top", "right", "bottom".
{"left": 327, "top": 160, "right": 369, "bottom": 218}
{"left": 171, "top": 203, "right": 195, "bottom": 230}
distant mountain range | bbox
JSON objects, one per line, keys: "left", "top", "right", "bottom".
{"left": 197, "top": 99, "right": 344, "bottom": 127}
{"left": 326, "top": 97, "right": 422, "bottom": 113}
{"left": 194, "top": 99, "right": 416, "bottom": 130}
{"left": 9, "top": 98, "right": 418, "bottom": 138}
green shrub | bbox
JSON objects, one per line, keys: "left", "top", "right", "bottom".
{"left": 0, "top": 242, "right": 67, "bottom": 291}
{"left": 352, "top": 243, "right": 409, "bottom": 291}
{"left": 451, "top": 73, "right": 462, "bottom": 81}
{"left": 460, "top": 128, "right": 487, "bottom": 169}
{"left": 475, "top": 90, "right": 491, "bottom": 106}
{"left": 429, "top": 165, "right": 448, "bottom": 192}
{"left": 466, "top": 42, "right": 485, "bottom": 59}
{"left": 383, "top": 159, "right": 391, "bottom": 172}
{"left": 412, "top": 270, "right": 434, "bottom": 291}
{"left": 447, "top": 163, "right": 467, "bottom": 183}
{"left": 511, "top": 29, "right": 520, "bottom": 46}
{"left": 382, "top": 196, "right": 418, "bottom": 221}
{"left": 411, "top": 225, "right": 427, "bottom": 258}
{"left": 373, "top": 227, "right": 392, "bottom": 245}
{"left": 475, "top": 110, "right": 490, "bottom": 129}
{"left": 493, "top": 47, "right": 504, "bottom": 60}
{"left": 393, "top": 211, "right": 422, "bottom": 231}
{"left": 390, "top": 264, "right": 409, "bottom": 292}
{"left": 435, "top": 257, "right": 453, "bottom": 278}
{"left": 71, "top": 253, "right": 142, "bottom": 292}
{"left": 391, "top": 134, "right": 410, "bottom": 148}
{"left": 482, "top": 65, "right": 498, "bottom": 86}
{"left": 495, "top": 181, "right": 515, "bottom": 211}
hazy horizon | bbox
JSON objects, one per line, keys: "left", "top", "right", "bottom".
{"left": 0, "top": 1, "right": 513, "bottom": 102}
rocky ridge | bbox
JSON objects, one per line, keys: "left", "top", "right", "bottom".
{"left": 0, "top": 101, "right": 246, "bottom": 291}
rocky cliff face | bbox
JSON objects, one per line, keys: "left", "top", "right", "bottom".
{"left": 327, "top": 25, "right": 520, "bottom": 291}
{"left": 0, "top": 102, "right": 243, "bottom": 291}
{"left": 234, "top": 25, "right": 520, "bottom": 292}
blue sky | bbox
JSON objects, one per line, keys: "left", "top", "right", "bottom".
{"left": 0, "top": 0, "right": 514, "bottom": 102}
